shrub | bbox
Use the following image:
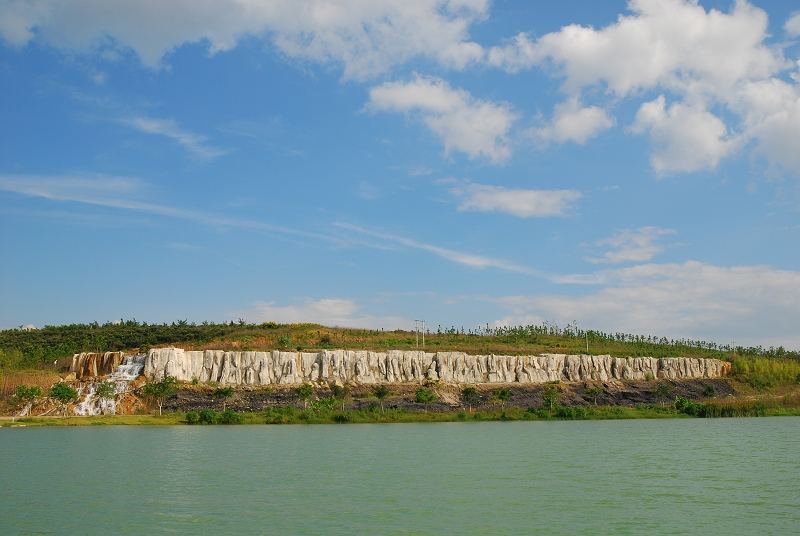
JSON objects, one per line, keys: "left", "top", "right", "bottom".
{"left": 185, "top": 411, "right": 199, "bottom": 424}
{"left": 198, "top": 409, "right": 219, "bottom": 424}
{"left": 702, "top": 384, "right": 716, "bottom": 397}
{"left": 49, "top": 382, "right": 78, "bottom": 414}
{"left": 373, "top": 385, "right": 390, "bottom": 412}
{"left": 296, "top": 383, "right": 313, "bottom": 409}
{"left": 277, "top": 335, "right": 291, "bottom": 349}
{"left": 332, "top": 414, "right": 349, "bottom": 423}
{"left": 218, "top": 410, "right": 244, "bottom": 424}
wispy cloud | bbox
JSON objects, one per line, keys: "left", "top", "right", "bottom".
{"left": 0, "top": 174, "right": 330, "bottom": 243}
{"left": 120, "top": 116, "right": 227, "bottom": 159}
{"left": 448, "top": 181, "right": 581, "bottom": 218}
{"left": 334, "top": 222, "right": 539, "bottom": 276}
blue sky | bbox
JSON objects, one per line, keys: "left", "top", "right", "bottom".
{"left": 1, "top": 0, "right": 799, "bottom": 348}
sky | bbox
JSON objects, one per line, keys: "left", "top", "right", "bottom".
{"left": 1, "top": 0, "right": 799, "bottom": 348}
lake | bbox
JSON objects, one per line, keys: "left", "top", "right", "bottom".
{"left": 1, "top": 418, "right": 798, "bottom": 534}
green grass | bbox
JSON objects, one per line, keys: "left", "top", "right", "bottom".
{"left": 4, "top": 399, "right": 799, "bottom": 428}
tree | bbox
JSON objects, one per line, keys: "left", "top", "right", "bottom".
{"left": 584, "top": 385, "right": 603, "bottom": 406}
{"left": 296, "top": 383, "right": 313, "bottom": 409}
{"left": 213, "top": 386, "right": 236, "bottom": 411}
{"left": 11, "top": 385, "right": 41, "bottom": 417}
{"left": 654, "top": 382, "right": 672, "bottom": 407}
{"left": 492, "top": 388, "right": 512, "bottom": 410}
{"left": 95, "top": 381, "right": 117, "bottom": 415}
{"left": 373, "top": 385, "right": 390, "bottom": 413}
{"left": 330, "top": 384, "right": 350, "bottom": 411}
{"left": 49, "top": 382, "right": 78, "bottom": 415}
{"left": 415, "top": 387, "right": 437, "bottom": 413}
{"left": 141, "top": 376, "right": 177, "bottom": 416}
{"left": 461, "top": 386, "right": 479, "bottom": 413}
{"left": 542, "top": 385, "right": 560, "bottom": 413}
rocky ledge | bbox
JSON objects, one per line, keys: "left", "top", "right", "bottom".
{"left": 144, "top": 348, "right": 730, "bottom": 386}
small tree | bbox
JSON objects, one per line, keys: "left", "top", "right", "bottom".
{"left": 461, "top": 386, "right": 479, "bottom": 413}
{"left": 141, "top": 376, "right": 178, "bottom": 416}
{"left": 95, "top": 381, "right": 117, "bottom": 415}
{"left": 654, "top": 382, "right": 672, "bottom": 407}
{"left": 49, "top": 382, "right": 78, "bottom": 415}
{"left": 213, "top": 386, "right": 236, "bottom": 411}
{"left": 415, "top": 387, "right": 437, "bottom": 413}
{"left": 492, "top": 388, "right": 512, "bottom": 410}
{"left": 542, "top": 385, "right": 560, "bottom": 413}
{"left": 330, "top": 384, "right": 350, "bottom": 411}
{"left": 11, "top": 385, "right": 41, "bottom": 417}
{"left": 373, "top": 385, "right": 390, "bottom": 413}
{"left": 296, "top": 383, "right": 313, "bottom": 409}
{"left": 585, "top": 385, "right": 603, "bottom": 406}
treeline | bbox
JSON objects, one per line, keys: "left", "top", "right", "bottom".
{"left": 1, "top": 319, "right": 798, "bottom": 371}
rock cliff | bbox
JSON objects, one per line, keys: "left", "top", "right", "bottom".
{"left": 71, "top": 352, "right": 125, "bottom": 380}
{"left": 144, "top": 348, "right": 730, "bottom": 385}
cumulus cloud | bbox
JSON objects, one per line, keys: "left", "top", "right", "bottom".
{"left": 488, "top": 0, "right": 800, "bottom": 176}
{"left": 785, "top": 12, "right": 800, "bottom": 37}
{"left": 368, "top": 75, "right": 516, "bottom": 163}
{"left": 533, "top": 98, "right": 614, "bottom": 144}
{"left": 494, "top": 261, "right": 800, "bottom": 348}
{"left": 120, "top": 116, "right": 226, "bottom": 159}
{"left": 631, "top": 96, "right": 739, "bottom": 173}
{"left": 0, "top": 0, "right": 487, "bottom": 79}
{"left": 448, "top": 181, "right": 580, "bottom": 218}
{"left": 239, "top": 298, "right": 411, "bottom": 329}
{"left": 587, "top": 226, "right": 675, "bottom": 264}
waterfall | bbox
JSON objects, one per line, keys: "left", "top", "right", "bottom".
{"left": 74, "top": 354, "right": 146, "bottom": 416}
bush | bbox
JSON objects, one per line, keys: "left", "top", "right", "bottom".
{"left": 218, "top": 410, "right": 244, "bottom": 424}
{"left": 198, "top": 409, "right": 219, "bottom": 424}
{"left": 332, "top": 414, "right": 349, "bottom": 423}
{"left": 185, "top": 411, "right": 199, "bottom": 424}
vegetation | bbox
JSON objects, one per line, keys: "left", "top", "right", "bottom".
{"left": 461, "top": 386, "right": 479, "bottom": 413}
{"left": 654, "top": 382, "right": 672, "bottom": 407}
{"left": 415, "top": 387, "right": 437, "bottom": 412}
{"left": 140, "top": 376, "right": 177, "bottom": 416}
{"left": 212, "top": 386, "right": 236, "bottom": 411}
{"left": 492, "top": 388, "right": 512, "bottom": 409}
{"left": 6, "top": 396, "right": 800, "bottom": 428}
{"left": 95, "top": 381, "right": 116, "bottom": 403}
{"left": 296, "top": 383, "right": 313, "bottom": 409}
{"left": 731, "top": 357, "right": 800, "bottom": 389}
{"left": 10, "top": 384, "right": 41, "bottom": 414}
{"left": 542, "top": 385, "right": 561, "bottom": 413}
{"left": 2, "top": 320, "right": 797, "bottom": 374}
{"left": 372, "top": 385, "right": 390, "bottom": 412}
{"left": 584, "top": 385, "right": 603, "bottom": 405}
{"left": 49, "top": 382, "right": 78, "bottom": 414}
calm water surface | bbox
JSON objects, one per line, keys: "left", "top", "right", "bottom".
{"left": 2, "top": 418, "right": 799, "bottom": 535}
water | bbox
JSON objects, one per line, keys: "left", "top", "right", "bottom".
{"left": 73, "top": 354, "right": 146, "bottom": 416}
{"left": 1, "top": 418, "right": 798, "bottom": 535}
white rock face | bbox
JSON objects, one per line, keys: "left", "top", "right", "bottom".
{"left": 144, "top": 348, "right": 730, "bottom": 385}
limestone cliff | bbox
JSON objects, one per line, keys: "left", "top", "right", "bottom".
{"left": 144, "top": 348, "right": 730, "bottom": 385}
{"left": 71, "top": 352, "right": 125, "bottom": 380}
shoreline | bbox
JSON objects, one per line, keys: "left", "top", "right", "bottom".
{"left": 4, "top": 402, "right": 799, "bottom": 427}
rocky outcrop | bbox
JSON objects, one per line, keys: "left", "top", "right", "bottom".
{"left": 144, "top": 348, "right": 730, "bottom": 385}
{"left": 70, "top": 352, "right": 125, "bottom": 380}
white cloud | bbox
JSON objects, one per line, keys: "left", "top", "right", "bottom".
{"left": 449, "top": 181, "right": 580, "bottom": 218}
{"left": 488, "top": 0, "right": 800, "bottom": 177}
{"left": 631, "top": 96, "right": 739, "bottom": 173}
{"left": 494, "top": 261, "right": 800, "bottom": 348}
{"left": 120, "top": 116, "right": 226, "bottom": 159}
{"left": 587, "top": 226, "right": 675, "bottom": 264}
{"left": 239, "top": 298, "right": 411, "bottom": 329}
{"left": 0, "top": 0, "right": 488, "bottom": 79}
{"left": 734, "top": 79, "right": 800, "bottom": 175}
{"left": 533, "top": 98, "right": 614, "bottom": 144}
{"left": 785, "top": 12, "right": 800, "bottom": 37}
{"left": 368, "top": 75, "right": 516, "bottom": 163}
{"left": 334, "top": 222, "right": 538, "bottom": 275}
{"left": 489, "top": 0, "right": 784, "bottom": 97}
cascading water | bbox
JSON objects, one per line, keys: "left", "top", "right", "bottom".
{"left": 74, "top": 354, "right": 145, "bottom": 416}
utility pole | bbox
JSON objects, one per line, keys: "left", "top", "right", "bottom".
{"left": 586, "top": 331, "right": 589, "bottom": 354}
{"left": 414, "top": 320, "right": 425, "bottom": 350}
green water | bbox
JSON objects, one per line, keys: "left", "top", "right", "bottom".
{"left": 1, "top": 418, "right": 798, "bottom": 535}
